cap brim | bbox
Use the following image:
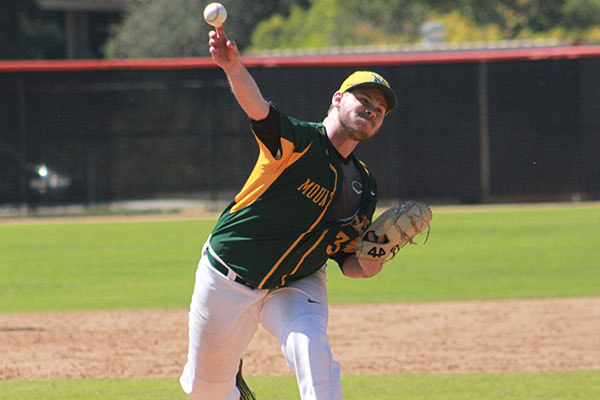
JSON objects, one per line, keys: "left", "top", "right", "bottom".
{"left": 345, "top": 82, "right": 397, "bottom": 113}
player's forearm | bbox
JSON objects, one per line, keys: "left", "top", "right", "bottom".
{"left": 224, "top": 61, "right": 270, "bottom": 121}
{"left": 342, "top": 256, "right": 384, "bottom": 278}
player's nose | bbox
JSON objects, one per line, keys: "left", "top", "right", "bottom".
{"left": 363, "top": 108, "right": 376, "bottom": 119}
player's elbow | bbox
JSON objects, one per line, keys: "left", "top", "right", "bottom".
{"left": 361, "top": 264, "right": 382, "bottom": 278}
{"left": 245, "top": 100, "right": 270, "bottom": 121}
{"left": 359, "top": 257, "right": 384, "bottom": 277}
{"left": 343, "top": 256, "right": 383, "bottom": 278}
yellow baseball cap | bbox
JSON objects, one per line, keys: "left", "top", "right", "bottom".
{"left": 338, "top": 71, "right": 397, "bottom": 113}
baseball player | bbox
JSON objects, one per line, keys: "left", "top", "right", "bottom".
{"left": 180, "top": 25, "right": 397, "bottom": 400}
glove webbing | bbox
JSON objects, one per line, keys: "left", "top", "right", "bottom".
{"left": 389, "top": 216, "right": 431, "bottom": 260}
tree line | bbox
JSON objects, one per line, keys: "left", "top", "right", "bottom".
{"left": 2, "top": 0, "right": 600, "bottom": 60}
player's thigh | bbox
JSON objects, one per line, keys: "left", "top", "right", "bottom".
{"left": 259, "top": 266, "right": 329, "bottom": 339}
{"left": 184, "top": 255, "right": 265, "bottom": 381}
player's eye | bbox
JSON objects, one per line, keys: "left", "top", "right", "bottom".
{"left": 370, "top": 99, "right": 384, "bottom": 113}
{"left": 358, "top": 96, "right": 373, "bottom": 109}
{"left": 367, "top": 100, "right": 385, "bottom": 116}
{"left": 354, "top": 92, "right": 385, "bottom": 115}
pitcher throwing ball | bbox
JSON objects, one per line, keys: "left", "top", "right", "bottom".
{"left": 179, "top": 25, "right": 431, "bottom": 400}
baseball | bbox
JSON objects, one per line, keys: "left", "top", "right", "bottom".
{"left": 203, "top": 2, "right": 227, "bottom": 27}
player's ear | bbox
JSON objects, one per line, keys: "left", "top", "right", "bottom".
{"left": 331, "top": 91, "right": 344, "bottom": 108}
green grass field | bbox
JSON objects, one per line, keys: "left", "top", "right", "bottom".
{"left": 3, "top": 371, "right": 600, "bottom": 400}
{"left": 1, "top": 204, "right": 599, "bottom": 399}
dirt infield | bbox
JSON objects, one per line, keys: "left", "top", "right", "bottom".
{"left": 2, "top": 297, "right": 599, "bottom": 380}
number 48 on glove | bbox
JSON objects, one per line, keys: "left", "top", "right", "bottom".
{"left": 356, "top": 201, "right": 432, "bottom": 262}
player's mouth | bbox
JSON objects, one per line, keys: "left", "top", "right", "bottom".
{"left": 356, "top": 114, "right": 375, "bottom": 129}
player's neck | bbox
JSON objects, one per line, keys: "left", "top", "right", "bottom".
{"left": 323, "top": 115, "right": 358, "bottom": 158}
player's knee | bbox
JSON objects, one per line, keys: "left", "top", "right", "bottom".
{"left": 288, "top": 327, "right": 328, "bottom": 349}
{"left": 283, "top": 327, "right": 332, "bottom": 369}
{"left": 284, "top": 313, "right": 326, "bottom": 343}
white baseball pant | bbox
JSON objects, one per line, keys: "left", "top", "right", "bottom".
{"left": 179, "top": 241, "right": 342, "bottom": 400}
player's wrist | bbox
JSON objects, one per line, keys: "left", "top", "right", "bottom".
{"left": 222, "top": 58, "right": 245, "bottom": 77}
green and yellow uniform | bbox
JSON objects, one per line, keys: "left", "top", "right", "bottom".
{"left": 209, "top": 105, "right": 377, "bottom": 289}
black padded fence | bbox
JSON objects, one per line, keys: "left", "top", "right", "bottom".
{"left": 1, "top": 48, "right": 599, "bottom": 207}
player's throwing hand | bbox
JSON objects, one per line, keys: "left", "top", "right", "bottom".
{"left": 208, "top": 26, "right": 239, "bottom": 71}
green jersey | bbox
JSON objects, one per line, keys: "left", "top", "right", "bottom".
{"left": 209, "top": 105, "right": 377, "bottom": 289}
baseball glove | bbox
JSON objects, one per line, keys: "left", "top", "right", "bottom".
{"left": 355, "top": 201, "right": 432, "bottom": 262}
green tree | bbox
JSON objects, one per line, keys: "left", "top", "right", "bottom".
{"left": 104, "top": 0, "right": 309, "bottom": 58}
{"left": 562, "top": 0, "right": 600, "bottom": 28}
{"left": 250, "top": 0, "right": 600, "bottom": 51}
{"left": 429, "top": 10, "right": 503, "bottom": 42}
{"left": 250, "top": 0, "right": 432, "bottom": 51}
{"left": 456, "top": 0, "right": 600, "bottom": 39}
{"left": 456, "top": 0, "right": 564, "bottom": 37}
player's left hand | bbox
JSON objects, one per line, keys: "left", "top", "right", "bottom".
{"left": 355, "top": 201, "right": 432, "bottom": 262}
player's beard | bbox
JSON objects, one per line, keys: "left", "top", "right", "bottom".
{"left": 338, "top": 111, "right": 377, "bottom": 141}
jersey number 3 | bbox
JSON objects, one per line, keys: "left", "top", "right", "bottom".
{"left": 326, "top": 231, "right": 351, "bottom": 255}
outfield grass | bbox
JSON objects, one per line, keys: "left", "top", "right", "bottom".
{"left": 329, "top": 206, "right": 600, "bottom": 303}
{"left": 2, "top": 370, "right": 600, "bottom": 400}
{"left": 1, "top": 206, "right": 598, "bottom": 312}
{"left": 1, "top": 219, "right": 211, "bottom": 312}
{"left": 1, "top": 205, "right": 599, "bottom": 399}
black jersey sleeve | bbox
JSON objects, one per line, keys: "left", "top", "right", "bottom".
{"left": 251, "top": 103, "right": 282, "bottom": 158}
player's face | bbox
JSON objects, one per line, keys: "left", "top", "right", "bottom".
{"left": 337, "top": 87, "right": 387, "bottom": 141}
